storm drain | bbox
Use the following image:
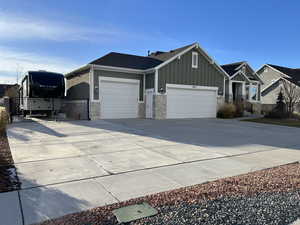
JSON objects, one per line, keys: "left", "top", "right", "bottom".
{"left": 112, "top": 202, "right": 158, "bottom": 223}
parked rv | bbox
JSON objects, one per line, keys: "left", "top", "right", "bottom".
{"left": 19, "top": 71, "right": 65, "bottom": 116}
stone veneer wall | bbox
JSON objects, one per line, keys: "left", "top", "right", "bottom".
{"left": 90, "top": 101, "right": 101, "bottom": 120}
{"left": 138, "top": 102, "right": 145, "bottom": 118}
{"left": 61, "top": 99, "right": 89, "bottom": 120}
{"left": 153, "top": 94, "right": 166, "bottom": 119}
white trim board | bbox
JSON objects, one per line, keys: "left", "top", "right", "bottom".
{"left": 166, "top": 83, "right": 218, "bottom": 91}
{"left": 99, "top": 76, "right": 140, "bottom": 84}
{"left": 256, "top": 64, "right": 291, "bottom": 79}
{"left": 230, "top": 71, "right": 251, "bottom": 82}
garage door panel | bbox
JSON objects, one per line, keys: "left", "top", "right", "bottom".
{"left": 167, "top": 86, "right": 217, "bottom": 119}
{"left": 100, "top": 79, "right": 139, "bottom": 119}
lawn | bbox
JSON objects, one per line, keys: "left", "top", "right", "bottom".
{"left": 243, "top": 117, "right": 300, "bottom": 128}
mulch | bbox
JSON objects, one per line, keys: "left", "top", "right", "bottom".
{"left": 0, "top": 130, "right": 21, "bottom": 192}
{"left": 38, "top": 162, "right": 300, "bottom": 225}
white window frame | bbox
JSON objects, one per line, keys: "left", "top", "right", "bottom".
{"left": 248, "top": 82, "right": 260, "bottom": 102}
{"left": 192, "top": 52, "right": 198, "bottom": 68}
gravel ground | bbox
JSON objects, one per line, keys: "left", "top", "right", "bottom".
{"left": 38, "top": 162, "right": 300, "bottom": 225}
{"left": 0, "top": 130, "right": 21, "bottom": 192}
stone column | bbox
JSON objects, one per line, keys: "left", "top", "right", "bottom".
{"left": 153, "top": 94, "right": 166, "bottom": 119}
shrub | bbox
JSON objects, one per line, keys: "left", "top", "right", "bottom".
{"left": 265, "top": 109, "right": 289, "bottom": 119}
{"left": 217, "top": 103, "right": 236, "bottom": 118}
{"left": 0, "top": 107, "right": 8, "bottom": 132}
{"left": 265, "top": 91, "right": 288, "bottom": 119}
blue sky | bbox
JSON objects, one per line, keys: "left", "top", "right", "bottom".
{"left": 1, "top": 0, "right": 300, "bottom": 83}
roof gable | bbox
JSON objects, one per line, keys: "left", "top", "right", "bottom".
{"left": 221, "top": 62, "right": 245, "bottom": 77}
{"left": 267, "top": 64, "right": 300, "bottom": 86}
{"left": 148, "top": 43, "right": 195, "bottom": 62}
{"left": 221, "top": 61, "right": 262, "bottom": 82}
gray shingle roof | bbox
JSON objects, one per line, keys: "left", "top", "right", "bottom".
{"left": 89, "top": 43, "right": 196, "bottom": 70}
{"left": 90, "top": 52, "right": 163, "bottom": 70}
{"left": 267, "top": 64, "right": 300, "bottom": 86}
{"left": 148, "top": 43, "right": 195, "bottom": 62}
{"left": 221, "top": 61, "right": 245, "bottom": 77}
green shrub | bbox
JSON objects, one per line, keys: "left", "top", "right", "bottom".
{"left": 0, "top": 107, "right": 8, "bottom": 132}
{"left": 217, "top": 103, "right": 236, "bottom": 118}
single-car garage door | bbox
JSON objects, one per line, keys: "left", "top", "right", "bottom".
{"left": 167, "top": 84, "right": 218, "bottom": 119}
{"left": 99, "top": 77, "right": 139, "bottom": 119}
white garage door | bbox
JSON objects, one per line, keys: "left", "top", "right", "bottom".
{"left": 167, "top": 84, "right": 217, "bottom": 118}
{"left": 99, "top": 77, "right": 139, "bottom": 119}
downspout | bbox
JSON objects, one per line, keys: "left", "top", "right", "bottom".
{"left": 154, "top": 69, "right": 158, "bottom": 95}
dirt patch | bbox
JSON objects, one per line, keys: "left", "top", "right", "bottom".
{"left": 38, "top": 162, "right": 300, "bottom": 225}
{"left": 0, "top": 130, "right": 21, "bottom": 192}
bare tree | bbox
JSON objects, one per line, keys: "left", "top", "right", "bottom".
{"left": 281, "top": 79, "right": 300, "bottom": 116}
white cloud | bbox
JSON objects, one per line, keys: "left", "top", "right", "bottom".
{"left": 0, "top": 12, "right": 122, "bottom": 42}
{"left": 0, "top": 46, "right": 80, "bottom": 83}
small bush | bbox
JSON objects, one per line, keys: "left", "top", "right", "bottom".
{"left": 217, "top": 103, "right": 236, "bottom": 118}
{"left": 0, "top": 107, "right": 8, "bottom": 132}
{"left": 265, "top": 109, "right": 288, "bottom": 119}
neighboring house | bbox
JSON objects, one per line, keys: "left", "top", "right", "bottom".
{"left": 221, "top": 61, "right": 263, "bottom": 104}
{"left": 0, "top": 84, "right": 16, "bottom": 98}
{"left": 257, "top": 64, "right": 300, "bottom": 105}
{"left": 65, "top": 43, "right": 229, "bottom": 120}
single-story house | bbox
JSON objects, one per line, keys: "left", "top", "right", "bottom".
{"left": 65, "top": 42, "right": 230, "bottom": 120}
{"left": 221, "top": 61, "right": 263, "bottom": 104}
{"left": 257, "top": 64, "right": 300, "bottom": 107}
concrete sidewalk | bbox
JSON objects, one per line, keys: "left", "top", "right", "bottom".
{"left": 2, "top": 118, "right": 300, "bottom": 225}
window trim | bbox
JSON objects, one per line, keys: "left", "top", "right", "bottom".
{"left": 192, "top": 51, "right": 198, "bottom": 68}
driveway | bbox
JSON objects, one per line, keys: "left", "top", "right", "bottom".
{"left": 3, "top": 118, "right": 300, "bottom": 225}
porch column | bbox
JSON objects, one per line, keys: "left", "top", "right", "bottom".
{"left": 228, "top": 80, "right": 233, "bottom": 102}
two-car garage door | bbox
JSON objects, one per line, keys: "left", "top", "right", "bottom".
{"left": 167, "top": 84, "right": 217, "bottom": 119}
{"left": 99, "top": 78, "right": 217, "bottom": 119}
{"left": 100, "top": 78, "right": 139, "bottom": 119}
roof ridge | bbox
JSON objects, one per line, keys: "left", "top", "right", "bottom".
{"left": 221, "top": 61, "right": 246, "bottom": 66}
{"left": 109, "top": 51, "right": 149, "bottom": 58}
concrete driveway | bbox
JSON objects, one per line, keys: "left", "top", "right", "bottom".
{"left": 3, "top": 118, "right": 300, "bottom": 225}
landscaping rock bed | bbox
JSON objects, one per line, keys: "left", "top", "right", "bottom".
{"left": 39, "top": 162, "right": 300, "bottom": 225}
{"left": 0, "top": 131, "right": 21, "bottom": 192}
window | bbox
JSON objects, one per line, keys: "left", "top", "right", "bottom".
{"left": 245, "top": 85, "right": 250, "bottom": 100}
{"left": 192, "top": 52, "right": 198, "bottom": 68}
{"left": 250, "top": 84, "right": 259, "bottom": 101}
{"left": 264, "top": 67, "right": 269, "bottom": 73}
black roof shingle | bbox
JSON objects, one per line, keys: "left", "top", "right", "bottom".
{"left": 90, "top": 52, "right": 163, "bottom": 70}
{"left": 267, "top": 64, "right": 300, "bottom": 86}
{"left": 221, "top": 61, "right": 245, "bottom": 77}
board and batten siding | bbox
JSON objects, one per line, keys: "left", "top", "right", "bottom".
{"left": 158, "top": 47, "right": 225, "bottom": 95}
{"left": 66, "top": 70, "right": 90, "bottom": 100}
{"left": 145, "top": 73, "right": 155, "bottom": 89}
{"left": 93, "top": 70, "right": 144, "bottom": 101}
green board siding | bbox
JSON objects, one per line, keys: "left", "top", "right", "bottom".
{"left": 232, "top": 73, "right": 246, "bottom": 81}
{"left": 158, "top": 47, "right": 224, "bottom": 95}
{"left": 145, "top": 73, "right": 155, "bottom": 89}
{"left": 94, "top": 70, "right": 144, "bottom": 101}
